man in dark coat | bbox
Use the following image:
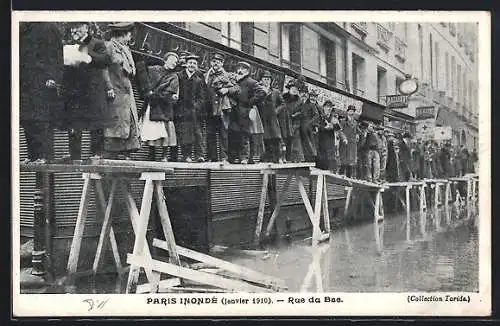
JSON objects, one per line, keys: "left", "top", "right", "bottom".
{"left": 378, "top": 126, "right": 388, "bottom": 181}
{"left": 316, "top": 100, "right": 342, "bottom": 171}
{"left": 440, "top": 141, "right": 453, "bottom": 178}
{"left": 299, "top": 89, "right": 321, "bottom": 163}
{"left": 359, "top": 122, "right": 381, "bottom": 183}
{"left": 339, "top": 105, "right": 360, "bottom": 178}
{"left": 205, "top": 52, "right": 234, "bottom": 163}
{"left": 62, "top": 22, "right": 115, "bottom": 161}
{"left": 227, "top": 61, "right": 266, "bottom": 164}
{"left": 20, "top": 22, "right": 64, "bottom": 163}
{"left": 175, "top": 54, "right": 208, "bottom": 162}
{"left": 278, "top": 79, "right": 301, "bottom": 163}
{"left": 398, "top": 132, "right": 413, "bottom": 181}
{"left": 257, "top": 70, "right": 283, "bottom": 163}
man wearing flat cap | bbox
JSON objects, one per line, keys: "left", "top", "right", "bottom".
{"left": 256, "top": 70, "right": 283, "bottom": 163}
{"left": 225, "top": 61, "right": 266, "bottom": 164}
{"left": 205, "top": 52, "right": 236, "bottom": 163}
{"left": 175, "top": 53, "right": 208, "bottom": 162}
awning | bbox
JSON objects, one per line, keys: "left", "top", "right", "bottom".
{"left": 436, "top": 106, "right": 465, "bottom": 131}
{"left": 361, "top": 102, "right": 385, "bottom": 122}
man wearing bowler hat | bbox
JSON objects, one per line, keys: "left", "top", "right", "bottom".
{"left": 175, "top": 53, "right": 208, "bottom": 162}
{"left": 257, "top": 70, "right": 283, "bottom": 163}
{"left": 226, "top": 61, "right": 266, "bottom": 164}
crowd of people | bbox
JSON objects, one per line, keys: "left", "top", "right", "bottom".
{"left": 20, "top": 22, "right": 478, "bottom": 183}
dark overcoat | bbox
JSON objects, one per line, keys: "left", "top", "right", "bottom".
{"left": 258, "top": 88, "right": 283, "bottom": 140}
{"left": 316, "top": 109, "right": 341, "bottom": 170}
{"left": 277, "top": 92, "right": 297, "bottom": 140}
{"left": 228, "top": 75, "right": 266, "bottom": 133}
{"left": 145, "top": 65, "right": 179, "bottom": 122}
{"left": 20, "top": 22, "right": 64, "bottom": 123}
{"left": 339, "top": 118, "right": 359, "bottom": 166}
{"left": 175, "top": 69, "right": 208, "bottom": 145}
{"left": 386, "top": 137, "right": 400, "bottom": 182}
{"left": 62, "top": 36, "right": 114, "bottom": 130}
{"left": 398, "top": 139, "right": 413, "bottom": 181}
{"left": 299, "top": 100, "right": 321, "bottom": 158}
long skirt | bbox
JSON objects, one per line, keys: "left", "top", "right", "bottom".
{"left": 140, "top": 104, "right": 177, "bottom": 147}
{"left": 104, "top": 111, "right": 141, "bottom": 153}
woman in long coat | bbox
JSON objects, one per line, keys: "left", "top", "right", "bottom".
{"left": 277, "top": 80, "right": 297, "bottom": 163}
{"left": 280, "top": 80, "right": 304, "bottom": 162}
{"left": 62, "top": 22, "right": 114, "bottom": 160}
{"left": 299, "top": 90, "right": 321, "bottom": 163}
{"left": 102, "top": 22, "right": 141, "bottom": 158}
{"left": 316, "top": 100, "right": 342, "bottom": 171}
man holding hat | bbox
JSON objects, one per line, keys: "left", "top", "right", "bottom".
{"left": 175, "top": 53, "right": 208, "bottom": 162}
{"left": 256, "top": 70, "right": 283, "bottom": 163}
{"left": 205, "top": 52, "right": 236, "bottom": 163}
{"left": 226, "top": 61, "right": 266, "bottom": 164}
{"left": 339, "top": 105, "right": 360, "bottom": 178}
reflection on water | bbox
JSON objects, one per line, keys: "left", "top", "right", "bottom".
{"left": 35, "top": 204, "right": 479, "bottom": 294}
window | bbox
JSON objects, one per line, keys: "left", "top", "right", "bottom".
{"left": 434, "top": 42, "right": 440, "bottom": 89}
{"left": 445, "top": 52, "right": 450, "bottom": 94}
{"left": 281, "top": 23, "right": 302, "bottom": 72}
{"left": 319, "top": 37, "right": 336, "bottom": 86}
{"left": 377, "top": 66, "right": 387, "bottom": 104}
{"left": 352, "top": 53, "right": 365, "bottom": 96}
{"left": 429, "top": 33, "right": 434, "bottom": 87}
{"left": 418, "top": 24, "right": 424, "bottom": 79}
{"left": 221, "top": 22, "right": 242, "bottom": 50}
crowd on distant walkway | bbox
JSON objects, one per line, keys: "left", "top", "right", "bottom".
{"left": 20, "top": 22, "right": 478, "bottom": 183}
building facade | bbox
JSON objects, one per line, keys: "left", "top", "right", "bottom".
{"left": 172, "top": 21, "right": 478, "bottom": 149}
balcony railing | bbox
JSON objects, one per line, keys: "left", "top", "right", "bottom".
{"left": 394, "top": 37, "right": 406, "bottom": 62}
{"left": 378, "top": 96, "right": 387, "bottom": 105}
{"left": 449, "top": 23, "right": 457, "bottom": 36}
{"left": 376, "top": 23, "right": 392, "bottom": 52}
{"left": 351, "top": 22, "right": 368, "bottom": 37}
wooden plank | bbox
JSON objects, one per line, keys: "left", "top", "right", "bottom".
{"left": 127, "top": 254, "right": 274, "bottom": 293}
{"left": 153, "top": 239, "right": 287, "bottom": 290}
{"left": 322, "top": 180, "right": 331, "bottom": 233}
{"left": 66, "top": 175, "right": 92, "bottom": 274}
{"left": 92, "top": 180, "right": 117, "bottom": 274}
{"left": 126, "top": 178, "right": 154, "bottom": 294}
{"left": 312, "top": 174, "right": 324, "bottom": 245}
{"left": 310, "top": 168, "right": 387, "bottom": 190}
{"left": 154, "top": 182, "right": 181, "bottom": 266}
{"left": 121, "top": 183, "right": 156, "bottom": 283}
{"left": 296, "top": 176, "right": 316, "bottom": 226}
{"left": 94, "top": 179, "right": 122, "bottom": 271}
{"left": 136, "top": 278, "right": 181, "bottom": 294}
{"left": 254, "top": 172, "right": 270, "bottom": 248}
{"left": 264, "top": 173, "right": 293, "bottom": 237}
{"left": 20, "top": 163, "right": 174, "bottom": 174}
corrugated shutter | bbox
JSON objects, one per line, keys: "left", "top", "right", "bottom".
{"left": 210, "top": 171, "right": 264, "bottom": 213}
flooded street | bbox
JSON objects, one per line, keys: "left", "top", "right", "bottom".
{"left": 35, "top": 205, "right": 479, "bottom": 294}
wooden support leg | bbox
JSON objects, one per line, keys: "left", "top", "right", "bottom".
{"left": 419, "top": 184, "right": 427, "bottom": 236}
{"left": 93, "top": 180, "right": 117, "bottom": 274}
{"left": 312, "top": 175, "right": 324, "bottom": 245}
{"left": 405, "top": 186, "right": 411, "bottom": 242}
{"left": 93, "top": 178, "right": 122, "bottom": 272}
{"left": 121, "top": 182, "right": 159, "bottom": 291}
{"left": 126, "top": 176, "right": 156, "bottom": 294}
{"left": 296, "top": 176, "right": 316, "bottom": 229}
{"left": 445, "top": 182, "right": 451, "bottom": 225}
{"left": 154, "top": 182, "right": 181, "bottom": 266}
{"left": 434, "top": 183, "right": 440, "bottom": 230}
{"left": 343, "top": 187, "right": 353, "bottom": 222}
{"left": 264, "top": 174, "right": 293, "bottom": 238}
{"left": 322, "top": 180, "right": 331, "bottom": 233}
{"left": 254, "top": 172, "right": 270, "bottom": 248}
{"left": 67, "top": 174, "right": 92, "bottom": 275}
{"left": 373, "top": 190, "right": 384, "bottom": 254}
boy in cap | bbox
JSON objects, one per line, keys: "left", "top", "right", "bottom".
{"left": 175, "top": 53, "right": 208, "bottom": 162}
{"left": 256, "top": 70, "right": 283, "bottom": 163}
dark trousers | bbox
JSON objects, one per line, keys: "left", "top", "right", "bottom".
{"left": 22, "top": 121, "right": 54, "bottom": 161}
{"left": 207, "top": 116, "right": 228, "bottom": 161}
{"left": 68, "top": 129, "right": 104, "bottom": 160}
{"left": 263, "top": 138, "right": 280, "bottom": 163}
{"left": 340, "top": 164, "right": 356, "bottom": 178}
{"left": 228, "top": 130, "right": 250, "bottom": 162}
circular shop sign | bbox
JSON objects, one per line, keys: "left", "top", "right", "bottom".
{"left": 399, "top": 78, "right": 419, "bottom": 96}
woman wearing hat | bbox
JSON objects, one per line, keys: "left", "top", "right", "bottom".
{"left": 102, "top": 22, "right": 140, "bottom": 159}
{"left": 299, "top": 88, "right": 321, "bottom": 163}
{"left": 139, "top": 51, "right": 180, "bottom": 161}
{"left": 281, "top": 78, "right": 305, "bottom": 162}
{"left": 316, "top": 100, "right": 342, "bottom": 171}
{"left": 339, "top": 105, "right": 361, "bottom": 178}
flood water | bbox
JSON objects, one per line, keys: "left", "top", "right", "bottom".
{"left": 34, "top": 203, "right": 479, "bottom": 294}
